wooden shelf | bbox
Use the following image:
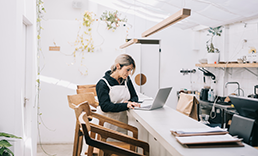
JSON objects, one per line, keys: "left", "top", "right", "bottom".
{"left": 195, "top": 63, "right": 258, "bottom": 68}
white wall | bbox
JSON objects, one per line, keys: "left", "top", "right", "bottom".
{"left": 38, "top": 0, "right": 146, "bottom": 143}
{"left": 195, "top": 19, "right": 258, "bottom": 97}
{"left": 0, "top": 0, "right": 37, "bottom": 156}
{"left": 39, "top": 0, "right": 195, "bottom": 143}
{"left": 157, "top": 27, "right": 197, "bottom": 108}
{"left": 39, "top": 0, "right": 258, "bottom": 144}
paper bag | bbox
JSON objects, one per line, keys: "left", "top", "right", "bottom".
{"left": 176, "top": 93, "right": 199, "bottom": 120}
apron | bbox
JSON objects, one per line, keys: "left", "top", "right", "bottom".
{"left": 97, "top": 77, "right": 130, "bottom": 135}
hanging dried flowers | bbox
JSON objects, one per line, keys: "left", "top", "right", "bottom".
{"left": 72, "top": 11, "right": 96, "bottom": 76}
{"left": 74, "top": 11, "right": 95, "bottom": 55}
{"left": 100, "top": 10, "right": 127, "bottom": 31}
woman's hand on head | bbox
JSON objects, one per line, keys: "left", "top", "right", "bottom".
{"left": 127, "top": 102, "right": 141, "bottom": 109}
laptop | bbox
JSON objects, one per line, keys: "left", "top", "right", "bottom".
{"left": 134, "top": 87, "right": 172, "bottom": 111}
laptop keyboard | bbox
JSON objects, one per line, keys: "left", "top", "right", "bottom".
{"left": 141, "top": 105, "right": 151, "bottom": 108}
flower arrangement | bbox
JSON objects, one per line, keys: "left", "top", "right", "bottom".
{"left": 206, "top": 26, "right": 222, "bottom": 53}
{"left": 100, "top": 10, "right": 127, "bottom": 31}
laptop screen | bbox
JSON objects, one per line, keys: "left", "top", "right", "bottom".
{"left": 151, "top": 87, "right": 172, "bottom": 109}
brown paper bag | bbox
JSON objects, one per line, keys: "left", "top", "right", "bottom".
{"left": 176, "top": 93, "right": 199, "bottom": 120}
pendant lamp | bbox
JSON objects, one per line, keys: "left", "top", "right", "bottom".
{"left": 142, "top": 8, "right": 191, "bottom": 37}
{"left": 119, "top": 38, "right": 138, "bottom": 49}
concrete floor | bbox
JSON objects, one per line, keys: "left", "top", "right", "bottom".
{"left": 37, "top": 144, "right": 74, "bottom": 156}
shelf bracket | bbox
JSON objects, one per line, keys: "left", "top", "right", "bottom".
{"left": 219, "top": 67, "right": 232, "bottom": 75}
{"left": 244, "top": 67, "right": 258, "bottom": 77}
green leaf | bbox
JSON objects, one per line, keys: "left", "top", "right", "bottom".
{"left": 210, "top": 43, "right": 214, "bottom": 49}
{"left": 0, "top": 147, "right": 5, "bottom": 155}
{"left": 4, "top": 148, "right": 14, "bottom": 156}
{"left": 0, "top": 147, "right": 13, "bottom": 156}
{"left": 0, "top": 133, "right": 22, "bottom": 139}
{"left": 0, "top": 140, "right": 12, "bottom": 148}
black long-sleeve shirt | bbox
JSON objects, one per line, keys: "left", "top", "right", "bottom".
{"left": 96, "top": 70, "right": 138, "bottom": 112}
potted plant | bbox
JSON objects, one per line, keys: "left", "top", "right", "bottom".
{"left": 206, "top": 26, "right": 222, "bottom": 64}
{"left": 0, "top": 132, "right": 22, "bottom": 156}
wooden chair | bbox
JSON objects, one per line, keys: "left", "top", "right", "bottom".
{"left": 76, "top": 84, "right": 98, "bottom": 108}
{"left": 68, "top": 92, "right": 98, "bottom": 108}
{"left": 74, "top": 101, "right": 150, "bottom": 156}
{"left": 67, "top": 93, "right": 144, "bottom": 156}
{"left": 76, "top": 85, "right": 98, "bottom": 155}
{"left": 68, "top": 93, "right": 97, "bottom": 156}
{"left": 77, "top": 84, "right": 97, "bottom": 96}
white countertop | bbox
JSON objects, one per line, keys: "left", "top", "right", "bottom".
{"left": 128, "top": 105, "right": 258, "bottom": 156}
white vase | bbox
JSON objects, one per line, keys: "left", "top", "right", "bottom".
{"left": 207, "top": 53, "right": 219, "bottom": 64}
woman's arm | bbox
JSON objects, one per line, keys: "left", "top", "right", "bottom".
{"left": 127, "top": 76, "right": 139, "bottom": 102}
{"left": 96, "top": 80, "right": 128, "bottom": 112}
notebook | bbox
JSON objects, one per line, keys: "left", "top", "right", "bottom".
{"left": 175, "top": 134, "right": 244, "bottom": 148}
{"left": 134, "top": 87, "right": 172, "bottom": 111}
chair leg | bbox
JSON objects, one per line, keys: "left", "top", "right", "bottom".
{"left": 87, "top": 146, "right": 94, "bottom": 156}
{"left": 73, "top": 122, "right": 83, "bottom": 156}
{"left": 99, "top": 150, "right": 104, "bottom": 156}
{"left": 103, "top": 153, "right": 111, "bottom": 156}
{"left": 97, "top": 121, "right": 104, "bottom": 140}
{"left": 98, "top": 137, "right": 107, "bottom": 156}
{"left": 87, "top": 131, "right": 97, "bottom": 156}
{"left": 78, "top": 131, "right": 83, "bottom": 156}
{"left": 130, "top": 144, "right": 136, "bottom": 151}
{"left": 72, "top": 132, "right": 78, "bottom": 156}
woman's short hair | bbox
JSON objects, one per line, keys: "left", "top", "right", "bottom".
{"left": 111, "top": 54, "right": 136, "bottom": 75}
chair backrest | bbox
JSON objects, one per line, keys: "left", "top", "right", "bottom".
{"left": 77, "top": 88, "right": 97, "bottom": 96}
{"left": 74, "top": 103, "right": 91, "bottom": 135}
{"left": 67, "top": 93, "right": 96, "bottom": 109}
{"left": 229, "top": 114, "right": 255, "bottom": 144}
{"left": 77, "top": 84, "right": 96, "bottom": 89}
{"left": 76, "top": 84, "right": 98, "bottom": 108}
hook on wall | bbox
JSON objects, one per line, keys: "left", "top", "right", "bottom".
{"left": 180, "top": 69, "right": 196, "bottom": 75}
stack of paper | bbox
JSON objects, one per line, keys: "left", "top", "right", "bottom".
{"left": 170, "top": 127, "right": 244, "bottom": 148}
{"left": 170, "top": 127, "right": 228, "bottom": 137}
